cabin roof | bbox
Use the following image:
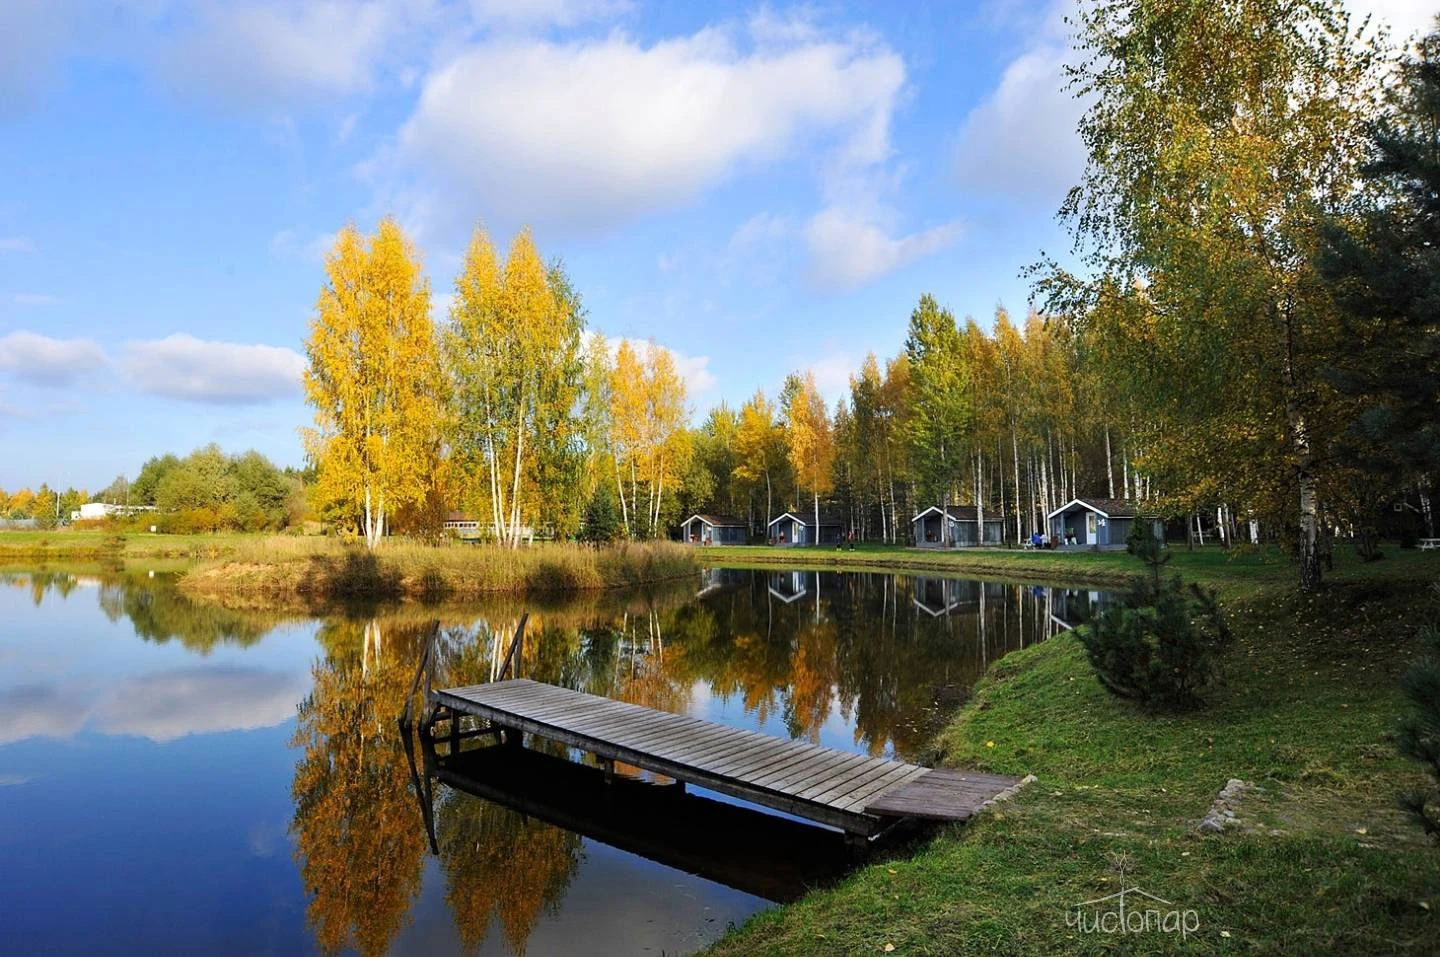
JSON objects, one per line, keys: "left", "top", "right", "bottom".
{"left": 444, "top": 511, "right": 480, "bottom": 523}
{"left": 911, "top": 504, "right": 1008, "bottom": 523}
{"left": 1046, "top": 497, "right": 1157, "bottom": 520}
{"left": 767, "top": 511, "right": 845, "bottom": 528}
{"left": 682, "top": 513, "right": 747, "bottom": 528}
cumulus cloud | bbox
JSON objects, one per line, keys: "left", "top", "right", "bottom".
{"left": 953, "top": 0, "right": 1085, "bottom": 206}
{"left": 121, "top": 334, "right": 305, "bottom": 405}
{"left": 804, "top": 208, "right": 963, "bottom": 290}
{"left": 0, "top": 331, "right": 108, "bottom": 387}
{"left": 160, "top": 0, "right": 400, "bottom": 109}
{"left": 0, "top": 236, "right": 37, "bottom": 253}
{"left": 95, "top": 666, "right": 307, "bottom": 742}
{"left": 392, "top": 19, "right": 905, "bottom": 235}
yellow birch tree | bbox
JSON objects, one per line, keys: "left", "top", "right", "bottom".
{"left": 784, "top": 372, "right": 836, "bottom": 542}
{"left": 303, "top": 219, "right": 441, "bottom": 549}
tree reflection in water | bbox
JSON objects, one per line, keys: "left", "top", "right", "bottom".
{"left": 4, "top": 566, "right": 1068, "bottom": 956}
{"left": 436, "top": 780, "right": 582, "bottom": 955}
{"left": 290, "top": 618, "right": 432, "bottom": 957}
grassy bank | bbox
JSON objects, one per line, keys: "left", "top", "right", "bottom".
{"left": 0, "top": 528, "right": 256, "bottom": 562}
{"left": 699, "top": 541, "right": 1320, "bottom": 593}
{"left": 708, "top": 547, "right": 1440, "bottom": 955}
{"left": 178, "top": 538, "right": 698, "bottom": 605}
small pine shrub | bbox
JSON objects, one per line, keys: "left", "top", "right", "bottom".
{"left": 1398, "top": 587, "right": 1440, "bottom": 839}
{"left": 1077, "top": 517, "right": 1231, "bottom": 710}
{"left": 580, "top": 487, "right": 623, "bottom": 544}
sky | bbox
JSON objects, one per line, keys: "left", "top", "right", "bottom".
{"left": 1, "top": 0, "right": 1434, "bottom": 492}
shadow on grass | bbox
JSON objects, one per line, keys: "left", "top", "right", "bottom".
{"left": 303, "top": 549, "right": 405, "bottom": 602}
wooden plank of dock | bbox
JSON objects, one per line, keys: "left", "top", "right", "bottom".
{"left": 432, "top": 678, "right": 1020, "bottom": 837}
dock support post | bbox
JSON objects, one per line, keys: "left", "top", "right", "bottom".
{"left": 602, "top": 757, "right": 615, "bottom": 785}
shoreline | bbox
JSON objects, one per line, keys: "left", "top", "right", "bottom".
{"left": 698, "top": 544, "right": 1145, "bottom": 590}
{"left": 705, "top": 546, "right": 1440, "bottom": 955}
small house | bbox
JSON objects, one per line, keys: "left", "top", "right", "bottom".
{"left": 680, "top": 514, "right": 748, "bottom": 545}
{"left": 443, "top": 511, "right": 484, "bottom": 540}
{"left": 767, "top": 511, "right": 845, "bottom": 546}
{"left": 911, "top": 505, "right": 1006, "bottom": 547}
{"left": 1047, "top": 498, "right": 1164, "bottom": 549}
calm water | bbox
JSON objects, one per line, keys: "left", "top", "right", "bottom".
{"left": 0, "top": 566, "right": 1095, "bottom": 956}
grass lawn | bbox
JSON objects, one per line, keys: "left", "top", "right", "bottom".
{"left": 705, "top": 545, "right": 1440, "bottom": 955}
{"left": 0, "top": 528, "right": 264, "bottom": 561}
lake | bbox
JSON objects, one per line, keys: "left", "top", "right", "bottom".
{"left": 0, "top": 565, "right": 1098, "bottom": 956}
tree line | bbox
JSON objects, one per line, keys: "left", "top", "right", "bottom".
{"left": 302, "top": 219, "right": 1141, "bottom": 550}
{"left": 1035, "top": 1, "right": 1440, "bottom": 589}
{"left": 290, "top": 2, "right": 1436, "bottom": 588}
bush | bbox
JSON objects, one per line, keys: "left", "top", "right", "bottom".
{"left": 1398, "top": 586, "right": 1440, "bottom": 839}
{"left": 580, "top": 487, "right": 622, "bottom": 544}
{"left": 1077, "top": 515, "right": 1232, "bottom": 709}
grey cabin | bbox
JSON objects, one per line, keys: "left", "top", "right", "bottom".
{"left": 680, "top": 513, "right": 748, "bottom": 545}
{"left": 1047, "top": 498, "right": 1164, "bottom": 549}
{"left": 767, "top": 511, "right": 845, "bottom": 545}
{"left": 911, "top": 505, "right": 1006, "bottom": 547}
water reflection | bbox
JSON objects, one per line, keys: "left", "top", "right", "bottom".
{"left": 1, "top": 565, "right": 1083, "bottom": 957}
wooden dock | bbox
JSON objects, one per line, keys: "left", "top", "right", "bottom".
{"left": 430, "top": 678, "right": 1020, "bottom": 839}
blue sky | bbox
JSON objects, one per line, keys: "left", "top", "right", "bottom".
{"left": 1, "top": 0, "right": 1431, "bottom": 491}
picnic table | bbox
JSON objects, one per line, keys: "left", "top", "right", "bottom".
{"left": 1420, "top": 538, "right": 1440, "bottom": 551}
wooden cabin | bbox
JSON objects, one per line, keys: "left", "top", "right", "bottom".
{"left": 680, "top": 514, "right": 748, "bottom": 545}
{"left": 911, "top": 505, "right": 1006, "bottom": 547}
{"left": 767, "top": 511, "right": 845, "bottom": 546}
{"left": 1046, "top": 498, "right": 1164, "bottom": 549}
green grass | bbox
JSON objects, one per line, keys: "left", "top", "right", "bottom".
{"left": 700, "top": 542, "right": 1310, "bottom": 597}
{"left": 706, "top": 546, "right": 1440, "bottom": 955}
{"left": 0, "top": 528, "right": 260, "bottom": 561}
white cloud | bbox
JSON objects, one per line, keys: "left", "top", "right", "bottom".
{"left": 953, "top": 33, "right": 1085, "bottom": 204}
{"left": 0, "top": 331, "right": 108, "bottom": 387}
{"left": 10, "top": 293, "right": 61, "bottom": 306}
{"left": 804, "top": 208, "right": 963, "bottom": 290}
{"left": 95, "top": 666, "right": 307, "bottom": 742}
{"left": 0, "top": 236, "right": 36, "bottom": 253}
{"left": 121, "top": 334, "right": 305, "bottom": 405}
{"left": 468, "top": 0, "right": 631, "bottom": 29}
{"left": 392, "top": 20, "right": 905, "bottom": 235}
{"left": 604, "top": 335, "right": 717, "bottom": 398}
{"left": 160, "top": 0, "right": 401, "bottom": 109}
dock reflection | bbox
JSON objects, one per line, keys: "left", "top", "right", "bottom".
{"left": 414, "top": 735, "right": 855, "bottom": 905}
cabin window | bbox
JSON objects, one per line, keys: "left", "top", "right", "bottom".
{"left": 1086, "top": 513, "right": 1097, "bottom": 536}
